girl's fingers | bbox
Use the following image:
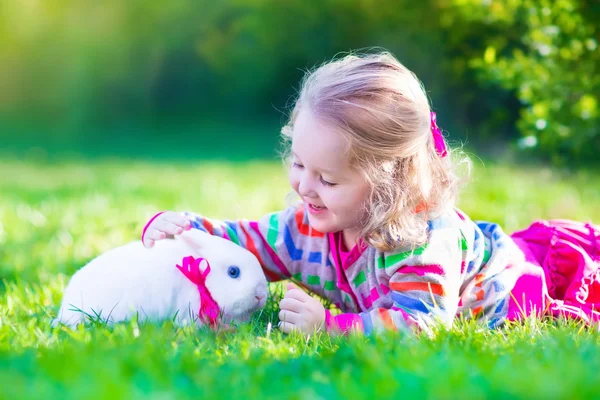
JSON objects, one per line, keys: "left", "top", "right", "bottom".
{"left": 284, "top": 288, "right": 309, "bottom": 303}
{"left": 144, "top": 229, "right": 166, "bottom": 242}
{"left": 278, "top": 321, "right": 297, "bottom": 334}
{"left": 278, "top": 310, "right": 300, "bottom": 325}
{"left": 163, "top": 212, "right": 191, "bottom": 229}
{"left": 144, "top": 238, "right": 155, "bottom": 248}
{"left": 155, "top": 219, "right": 184, "bottom": 235}
{"left": 279, "top": 297, "right": 304, "bottom": 314}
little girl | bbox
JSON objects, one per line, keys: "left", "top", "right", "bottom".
{"left": 141, "top": 51, "right": 600, "bottom": 335}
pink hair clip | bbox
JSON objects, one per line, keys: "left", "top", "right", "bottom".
{"left": 430, "top": 112, "right": 448, "bottom": 158}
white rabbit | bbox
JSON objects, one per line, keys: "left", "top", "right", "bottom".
{"left": 53, "top": 229, "right": 268, "bottom": 329}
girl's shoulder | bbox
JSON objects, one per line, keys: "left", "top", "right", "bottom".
{"left": 379, "top": 207, "right": 477, "bottom": 258}
{"left": 427, "top": 207, "right": 474, "bottom": 231}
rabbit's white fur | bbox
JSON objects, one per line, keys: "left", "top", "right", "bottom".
{"left": 53, "top": 230, "right": 268, "bottom": 328}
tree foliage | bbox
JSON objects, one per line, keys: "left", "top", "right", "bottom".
{"left": 0, "top": 0, "right": 597, "bottom": 162}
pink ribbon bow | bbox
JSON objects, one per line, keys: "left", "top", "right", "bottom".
{"left": 175, "top": 256, "right": 220, "bottom": 328}
{"left": 430, "top": 112, "right": 448, "bottom": 158}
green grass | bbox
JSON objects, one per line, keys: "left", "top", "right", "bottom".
{"left": 2, "top": 155, "right": 600, "bottom": 399}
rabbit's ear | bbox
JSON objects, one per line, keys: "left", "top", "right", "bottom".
{"left": 179, "top": 230, "right": 212, "bottom": 251}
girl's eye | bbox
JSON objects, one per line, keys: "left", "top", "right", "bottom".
{"left": 320, "top": 177, "right": 336, "bottom": 187}
{"left": 228, "top": 266, "right": 241, "bottom": 279}
{"left": 292, "top": 162, "right": 304, "bottom": 169}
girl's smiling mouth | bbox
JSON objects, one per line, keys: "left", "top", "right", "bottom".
{"left": 307, "top": 203, "right": 327, "bottom": 214}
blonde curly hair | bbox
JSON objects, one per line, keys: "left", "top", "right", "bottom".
{"left": 281, "top": 50, "right": 470, "bottom": 252}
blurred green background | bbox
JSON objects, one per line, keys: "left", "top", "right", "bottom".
{"left": 1, "top": 0, "right": 598, "bottom": 163}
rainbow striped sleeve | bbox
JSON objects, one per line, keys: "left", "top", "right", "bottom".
{"left": 183, "top": 210, "right": 293, "bottom": 282}
{"left": 327, "top": 217, "right": 465, "bottom": 335}
{"left": 328, "top": 272, "right": 453, "bottom": 335}
{"left": 326, "top": 308, "right": 419, "bottom": 334}
{"left": 369, "top": 228, "right": 462, "bottom": 334}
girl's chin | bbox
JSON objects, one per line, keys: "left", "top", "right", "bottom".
{"left": 306, "top": 216, "right": 338, "bottom": 234}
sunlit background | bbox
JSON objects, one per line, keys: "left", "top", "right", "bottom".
{"left": 1, "top": 0, "right": 598, "bottom": 163}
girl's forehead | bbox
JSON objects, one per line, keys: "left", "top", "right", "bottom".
{"left": 292, "top": 132, "right": 350, "bottom": 174}
{"left": 291, "top": 108, "right": 350, "bottom": 167}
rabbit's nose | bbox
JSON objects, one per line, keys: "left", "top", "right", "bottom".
{"left": 255, "top": 294, "right": 265, "bottom": 301}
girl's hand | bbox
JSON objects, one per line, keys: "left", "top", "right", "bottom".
{"left": 142, "top": 211, "right": 191, "bottom": 248}
{"left": 278, "top": 282, "right": 326, "bottom": 335}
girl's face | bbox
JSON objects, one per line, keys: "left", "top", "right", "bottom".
{"left": 288, "top": 108, "right": 371, "bottom": 242}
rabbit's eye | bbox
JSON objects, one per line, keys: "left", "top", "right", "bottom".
{"left": 227, "top": 266, "right": 240, "bottom": 279}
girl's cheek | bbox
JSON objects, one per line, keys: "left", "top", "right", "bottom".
{"left": 289, "top": 170, "right": 300, "bottom": 192}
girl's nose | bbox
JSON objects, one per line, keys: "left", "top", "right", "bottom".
{"left": 298, "top": 177, "right": 317, "bottom": 198}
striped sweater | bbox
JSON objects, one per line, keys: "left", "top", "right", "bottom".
{"left": 184, "top": 204, "right": 534, "bottom": 334}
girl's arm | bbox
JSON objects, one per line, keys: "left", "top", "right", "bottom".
{"left": 141, "top": 208, "right": 299, "bottom": 282}
{"left": 325, "top": 266, "right": 457, "bottom": 335}
{"left": 184, "top": 210, "right": 295, "bottom": 282}
{"left": 325, "top": 223, "right": 468, "bottom": 335}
